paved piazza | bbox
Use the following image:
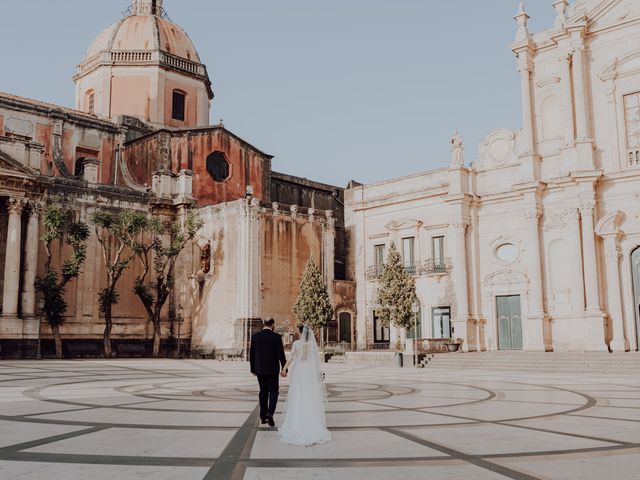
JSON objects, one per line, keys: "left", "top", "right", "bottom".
{"left": 1, "top": 360, "right": 640, "bottom": 479}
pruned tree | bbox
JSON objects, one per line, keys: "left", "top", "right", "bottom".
{"left": 375, "top": 242, "right": 418, "bottom": 336}
{"left": 127, "top": 210, "right": 203, "bottom": 358}
{"left": 35, "top": 205, "right": 89, "bottom": 359}
{"left": 90, "top": 210, "right": 147, "bottom": 358}
{"left": 292, "top": 257, "right": 333, "bottom": 347}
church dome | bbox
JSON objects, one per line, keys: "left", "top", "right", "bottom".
{"left": 82, "top": 0, "right": 202, "bottom": 66}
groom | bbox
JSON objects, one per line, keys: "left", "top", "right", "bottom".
{"left": 250, "top": 318, "right": 287, "bottom": 427}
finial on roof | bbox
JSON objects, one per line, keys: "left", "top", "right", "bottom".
{"left": 552, "top": 0, "right": 569, "bottom": 28}
{"left": 131, "top": 0, "right": 163, "bottom": 16}
{"left": 514, "top": 2, "right": 530, "bottom": 42}
{"left": 218, "top": 118, "right": 225, "bottom": 128}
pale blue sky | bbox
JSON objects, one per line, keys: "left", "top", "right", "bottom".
{"left": 0, "top": 1, "right": 556, "bottom": 186}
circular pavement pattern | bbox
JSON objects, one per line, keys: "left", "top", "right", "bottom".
{"left": 1, "top": 360, "right": 640, "bottom": 479}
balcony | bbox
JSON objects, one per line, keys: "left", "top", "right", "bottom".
{"left": 422, "top": 258, "right": 452, "bottom": 276}
{"left": 366, "top": 265, "right": 384, "bottom": 280}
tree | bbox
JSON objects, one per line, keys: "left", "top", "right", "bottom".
{"left": 127, "top": 210, "right": 203, "bottom": 358}
{"left": 375, "top": 242, "right": 418, "bottom": 338}
{"left": 292, "top": 257, "right": 333, "bottom": 346}
{"left": 90, "top": 210, "right": 147, "bottom": 358}
{"left": 35, "top": 205, "right": 90, "bottom": 359}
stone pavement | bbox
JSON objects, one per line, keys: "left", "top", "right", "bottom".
{"left": 1, "top": 360, "right": 640, "bottom": 479}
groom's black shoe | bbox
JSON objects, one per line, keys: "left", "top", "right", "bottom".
{"left": 260, "top": 417, "right": 268, "bottom": 425}
{"left": 267, "top": 416, "right": 275, "bottom": 427}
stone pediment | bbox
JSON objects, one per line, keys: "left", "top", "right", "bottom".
{"left": 599, "top": 51, "right": 640, "bottom": 81}
{"left": 385, "top": 219, "right": 423, "bottom": 231}
{"left": 0, "top": 150, "right": 37, "bottom": 177}
{"left": 589, "top": 0, "right": 640, "bottom": 29}
{"left": 482, "top": 270, "right": 529, "bottom": 286}
{"left": 569, "top": 0, "right": 640, "bottom": 31}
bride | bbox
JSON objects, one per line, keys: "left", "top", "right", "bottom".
{"left": 278, "top": 325, "right": 331, "bottom": 446}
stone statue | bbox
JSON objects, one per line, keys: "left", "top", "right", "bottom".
{"left": 450, "top": 130, "right": 464, "bottom": 168}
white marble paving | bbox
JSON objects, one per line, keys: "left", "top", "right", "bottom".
{"left": 1, "top": 359, "right": 640, "bottom": 480}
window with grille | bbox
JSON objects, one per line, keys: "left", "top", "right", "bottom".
{"left": 624, "top": 92, "right": 640, "bottom": 167}
{"left": 87, "top": 91, "right": 95, "bottom": 114}
{"left": 172, "top": 90, "right": 186, "bottom": 121}
{"left": 402, "top": 237, "right": 415, "bottom": 273}
{"left": 206, "top": 151, "right": 230, "bottom": 182}
{"left": 374, "top": 244, "right": 385, "bottom": 274}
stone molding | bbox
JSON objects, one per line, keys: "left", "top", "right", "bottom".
{"left": 7, "top": 197, "right": 26, "bottom": 215}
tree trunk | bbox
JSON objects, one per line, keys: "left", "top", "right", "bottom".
{"left": 103, "top": 304, "right": 113, "bottom": 358}
{"left": 152, "top": 318, "right": 161, "bottom": 358}
{"left": 52, "top": 324, "right": 63, "bottom": 359}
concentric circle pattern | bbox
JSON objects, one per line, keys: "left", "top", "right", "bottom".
{"left": 1, "top": 360, "right": 639, "bottom": 479}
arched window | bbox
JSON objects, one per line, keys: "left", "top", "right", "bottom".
{"left": 172, "top": 90, "right": 186, "bottom": 121}
{"left": 86, "top": 90, "right": 95, "bottom": 114}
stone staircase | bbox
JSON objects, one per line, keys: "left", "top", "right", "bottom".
{"left": 423, "top": 351, "right": 640, "bottom": 373}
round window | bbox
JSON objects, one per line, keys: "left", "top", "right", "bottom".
{"left": 206, "top": 152, "right": 230, "bottom": 182}
{"left": 496, "top": 243, "right": 519, "bottom": 263}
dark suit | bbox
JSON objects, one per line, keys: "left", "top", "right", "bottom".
{"left": 250, "top": 328, "right": 287, "bottom": 420}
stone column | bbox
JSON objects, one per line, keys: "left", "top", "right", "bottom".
{"left": 2, "top": 197, "right": 25, "bottom": 317}
{"left": 21, "top": 202, "right": 41, "bottom": 317}
{"left": 567, "top": 208, "right": 585, "bottom": 313}
{"left": 572, "top": 47, "right": 590, "bottom": 141}
{"left": 559, "top": 53, "right": 575, "bottom": 146}
{"left": 580, "top": 202, "right": 601, "bottom": 313}
{"left": 450, "top": 220, "right": 470, "bottom": 351}
{"left": 603, "top": 239, "right": 626, "bottom": 351}
{"left": 523, "top": 208, "right": 546, "bottom": 350}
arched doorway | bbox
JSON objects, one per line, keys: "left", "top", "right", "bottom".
{"left": 338, "top": 311, "right": 352, "bottom": 344}
{"left": 631, "top": 247, "right": 640, "bottom": 350}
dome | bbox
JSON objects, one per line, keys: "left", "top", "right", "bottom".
{"left": 82, "top": 10, "right": 201, "bottom": 64}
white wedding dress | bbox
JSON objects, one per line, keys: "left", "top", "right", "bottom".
{"left": 278, "top": 326, "right": 331, "bottom": 446}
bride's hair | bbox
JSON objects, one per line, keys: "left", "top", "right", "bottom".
{"left": 298, "top": 325, "right": 304, "bottom": 333}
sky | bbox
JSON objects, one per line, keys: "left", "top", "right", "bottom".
{"left": 0, "top": 0, "right": 557, "bottom": 187}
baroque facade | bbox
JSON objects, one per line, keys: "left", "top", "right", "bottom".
{"left": 0, "top": 0, "right": 353, "bottom": 358}
{"left": 346, "top": 0, "right": 640, "bottom": 353}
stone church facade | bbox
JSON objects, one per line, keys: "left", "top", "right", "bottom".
{"left": 346, "top": 0, "right": 640, "bottom": 353}
{"left": 0, "top": 0, "right": 353, "bottom": 358}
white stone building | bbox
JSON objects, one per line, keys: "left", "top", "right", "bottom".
{"left": 345, "top": 0, "right": 640, "bottom": 353}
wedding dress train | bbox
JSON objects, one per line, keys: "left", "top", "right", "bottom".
{"left": 278, "top": 326, "right": 331, "bottom": 446}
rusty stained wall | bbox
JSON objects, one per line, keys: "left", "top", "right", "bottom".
{"left": 36, "top": 196, "right": 155, "bottom": 341}
{"left": 122, "top": 128, "right": 271, "bottom": 205}
{"left": 0, "top": 114, "right": 4, "bottom": 135}
{"left": 270, "top": 173, "right": 347, "bottom": 280}
{"left": 259, "top": 214, "right": 324, "bottom": 339}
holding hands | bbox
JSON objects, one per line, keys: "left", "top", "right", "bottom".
{"left": 280, "top": 368, "right": 288, "bottom": 378}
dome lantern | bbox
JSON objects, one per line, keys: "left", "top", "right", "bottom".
{"left": 131, "top": 0, "right": 163, "bottom": 16}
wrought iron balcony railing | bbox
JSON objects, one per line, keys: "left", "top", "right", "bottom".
{"left": 422, "top": 258, "right": 453, "bottom": 275}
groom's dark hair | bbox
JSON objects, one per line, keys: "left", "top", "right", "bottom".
{"left": 264, "top": 318, "right": 275, "bottom": 328}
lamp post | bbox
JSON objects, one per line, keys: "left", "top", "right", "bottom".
{"left": 412, "top": 303, "right": 419, "bottom": 367}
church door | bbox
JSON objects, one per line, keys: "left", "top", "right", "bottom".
{"left": 497, "top": 295, "right": 522, "bottom": 350}
{"left": 338, "top": 312, "right": 352, "bottom": 344}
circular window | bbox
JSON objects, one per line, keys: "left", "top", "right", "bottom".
{"left": 206, "top": 152, "right": 230, "bottom": 182}
{"left": 496, "top": 243, "right": 519, "bottom": 263}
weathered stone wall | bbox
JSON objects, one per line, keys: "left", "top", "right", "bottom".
{"left": 122, "top": 128, "right": 272, "bottom": 206}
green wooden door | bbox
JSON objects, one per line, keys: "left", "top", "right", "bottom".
{"left": 339, "top": 312, "right": 352, "bottom": 343}
{"left": 497, "top": 295, "right": 522, "bottom": 350}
